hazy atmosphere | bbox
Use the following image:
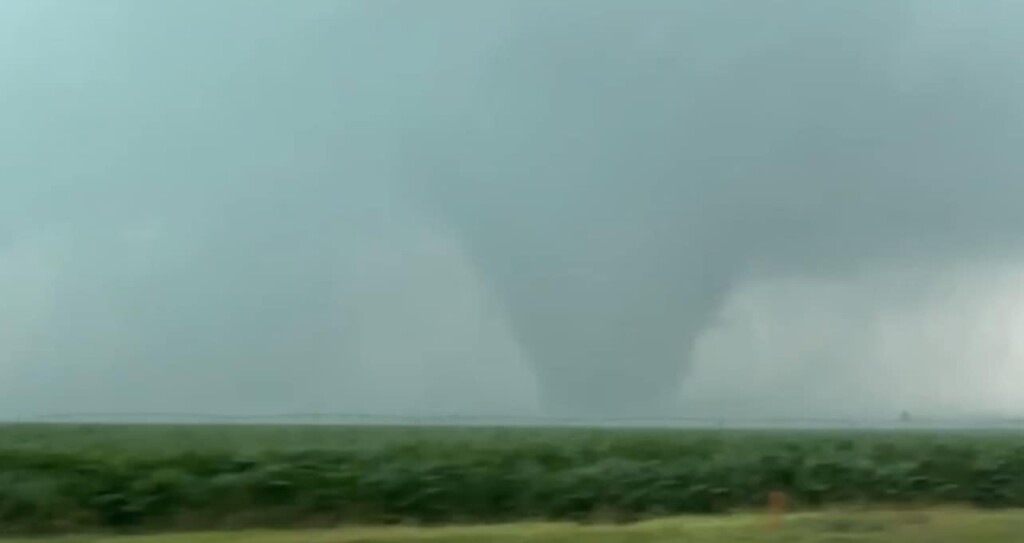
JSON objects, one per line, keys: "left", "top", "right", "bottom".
{"left": 3, "top": 0, "right": 1024, "bottom": 422}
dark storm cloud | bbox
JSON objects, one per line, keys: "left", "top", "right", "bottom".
{"left": 2, "top": 1, "right": 1024, "bottom": 419}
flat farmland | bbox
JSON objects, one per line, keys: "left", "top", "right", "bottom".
{"left": 1, "top": 424, "right": 1023, "bottom": 535}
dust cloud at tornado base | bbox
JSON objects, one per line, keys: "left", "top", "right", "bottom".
{"left": 7, "top": 214, "right": 1024, "bottom": 421}
{"left": 2, "top": 1, "right": 1024, "bottom": 420}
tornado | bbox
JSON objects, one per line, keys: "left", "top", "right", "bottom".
{"left": 401, "top": 0, "right": 1024, "bottom": 416}
{"left": 5, "top": 0, "right": 1024, "bottom": 419}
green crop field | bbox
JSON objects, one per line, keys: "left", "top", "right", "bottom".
{"left": 1, "top": 424, "right": 1023, "bottom": 536}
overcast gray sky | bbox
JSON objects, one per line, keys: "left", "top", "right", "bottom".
{"left": 2, "top": 1, "right": 1024, "bottom": 422}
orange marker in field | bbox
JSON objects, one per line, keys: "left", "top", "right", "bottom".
{"left": 768, "top": 490, "right": 787, "bottom": 529}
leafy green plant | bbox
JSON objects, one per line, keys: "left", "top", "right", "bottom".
{"left": 0, "top": 425, "right": 1022, "bottom": 534}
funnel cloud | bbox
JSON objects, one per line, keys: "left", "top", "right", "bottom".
{"left": 404, "top": 0, "right": 1024, "bottom": 415}
{"left": 3, "top": 1, "right": 1024, "bottom": 420}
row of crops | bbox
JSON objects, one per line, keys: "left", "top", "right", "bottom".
{"left": 1, "top": 424, "right": 1023, "bottom": 533}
